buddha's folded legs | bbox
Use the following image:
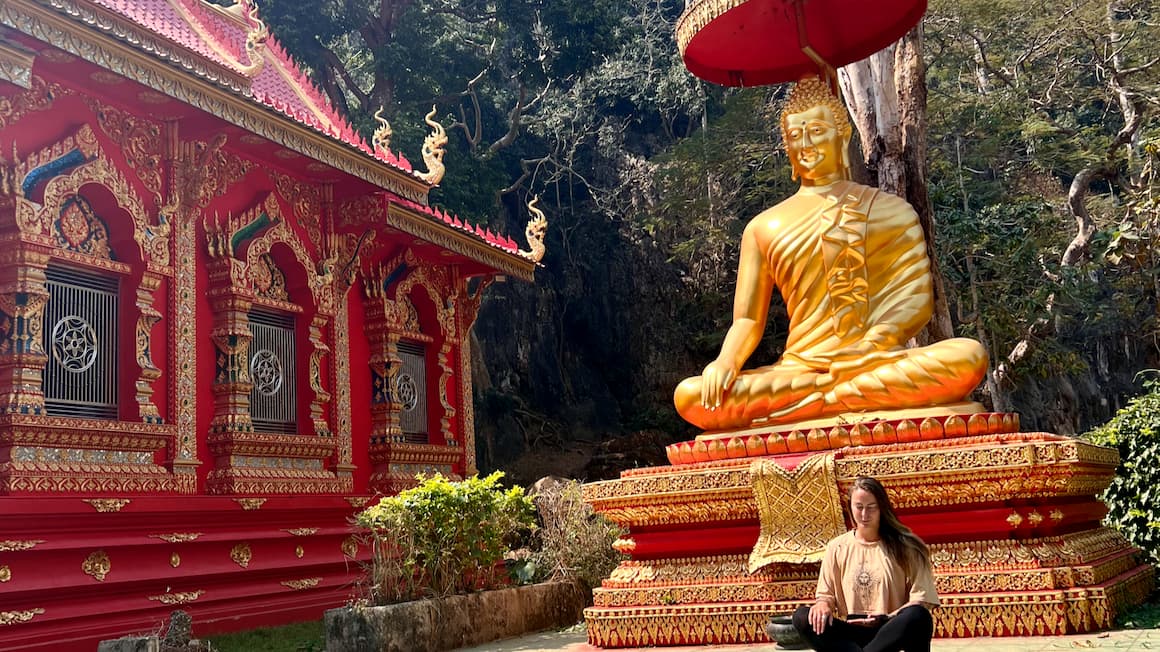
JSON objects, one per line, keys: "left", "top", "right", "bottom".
{"left": 674, "top": 338, "right": 989, "bottom": 431}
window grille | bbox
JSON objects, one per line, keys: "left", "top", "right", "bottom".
{"left": 43, "top": 265, "right": 118, "bottom": 419}
{"left": 397, "top": 340, "right": 428, "bottom": 443}
{"left": 248, "top": 307, "right": 297, "bottom": 434}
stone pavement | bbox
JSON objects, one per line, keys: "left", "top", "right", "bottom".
{"left": 457, "top": 626, "right": 1160, "bottom": 651}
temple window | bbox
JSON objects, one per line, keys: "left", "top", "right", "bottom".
{"left": 396, "top": 339, "right": 428, "bottom": 444}
{"left": 247, "top": 306, "right": 297, "bottom": 434}
{"left": 42, "top": 264, "right": 119, "bottom": 419}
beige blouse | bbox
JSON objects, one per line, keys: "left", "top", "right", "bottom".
{"left": 816, "top": 530, "right": 939, "bottom": 618}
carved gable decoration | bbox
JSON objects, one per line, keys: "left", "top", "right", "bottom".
{"left": 55, "top": 194, "right": 113, "bottom": 259}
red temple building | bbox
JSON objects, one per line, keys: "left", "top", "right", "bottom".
{"left": 0, "top": 1, "right": 538, "bottom": 649}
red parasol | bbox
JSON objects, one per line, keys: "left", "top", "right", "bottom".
{"left": 676, "top": 0, "right": 927, "bottom": 87}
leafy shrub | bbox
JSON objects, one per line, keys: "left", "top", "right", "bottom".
{"left": 356, "top": 472, "right": 535, "bottom": 603}
{"left": 1084, "top": 377, "right": 1160, "bottom": 566}
{"left": 529, "top": 479, "right": 624, "bottom": 591}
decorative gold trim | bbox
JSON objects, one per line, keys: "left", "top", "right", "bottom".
{"left": 169, "top": 552, "right": 181, "bottom": 568}
{"left": 0, "top": 39, "right": 36, "bottom": 89}
{"left": 149, "top": 590, "right": 204, "bottom": 605}
{"left": 285, "top": 528, "right": 319, "bottom": 536}
{"left": 675, "top": 0, "right": 748, "bottom": 56}
{"left": 150, "top": 533, "right": 202, "bottom": 543}
{"left": 0, "top": 566, "right": 10, "bottom": 582}
{"left": 0, "top": 608, "right": 44, "bottom": 626}
{"left": 295, "top": 545, "right": 304, "bottom": 558}
{"left": 82, "top": 498, "right": 130, "bottom": 513}
{"left": 346, "top": 496, "right": 371, "bottom": 509}
{"left": 230, "top": 543, "right": 252, "bottom": 568}
{"left": 281, "top": 577, "right": 320, "bottom": 590}
{"left": 1007, "top": 511, "right": 1024, "bottom": 528}
{"left": 82, "top": 550, "right": 110, "bottom": 581}
{"left": 0, "top": 1, "right": 432, "bottom": 202}
{"left": 234, "top": 498, "right": 266, "bottom": 510}
{"left": 0, "top": 540, "right": 44, "bottom": 551}
{"left": 386, "top": 204, "right": 534, "bottom": 282}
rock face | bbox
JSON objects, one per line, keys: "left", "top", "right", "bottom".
{"left": 324, "top": 581, "right": 586, "bottom": 652}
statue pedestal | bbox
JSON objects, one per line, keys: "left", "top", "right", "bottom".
{"left": 582, "top": 414, "right": 1154, "bottom": 647}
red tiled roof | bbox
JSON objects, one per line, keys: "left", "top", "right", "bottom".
{"left": 81, "top": 0, "right": 521, "bottom": 257}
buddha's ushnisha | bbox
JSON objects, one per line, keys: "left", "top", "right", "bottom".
{"left": 674, "top": 77, "right": 987, "bottom": 430}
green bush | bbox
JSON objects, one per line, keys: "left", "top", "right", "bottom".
{"left": 356, "top": 472, "right": 536, "bottom": 603}
{"left": 529, "top": 479, "right": 624, "bottom": 591}
{"left": 1084, "top": 377, "right": 1160, "bottom": 566}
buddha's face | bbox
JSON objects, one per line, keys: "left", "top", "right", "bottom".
{"left": 784, "top": 105, "right": 847, "bottom": 186}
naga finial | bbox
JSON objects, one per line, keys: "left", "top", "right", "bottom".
{"left": 372, "top": 107, "right": 393, "bottom": 154}
{"left": 519, "top": 196, "right": 547, "bottom": 264}
{"left": 416, "top": 106, "right": 447, "bottom": 186}
{"left": 238, "top": 0, "right": 269, "bottom": 79}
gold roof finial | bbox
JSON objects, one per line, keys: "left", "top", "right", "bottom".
{"left": 372, "top": 107, "right": 393, "bottom": 154}
{"left": 519, "top": 196, "right": 547, "bottom": 264}
{"left": 416, "top": 106, "right": 447, "bottom": 186}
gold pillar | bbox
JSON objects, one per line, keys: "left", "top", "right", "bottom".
{"left": 134, "top": 271, "right": 163, "bottom": 423}
{"left": 0, "top": 245, "right": 51, "bottom": 416}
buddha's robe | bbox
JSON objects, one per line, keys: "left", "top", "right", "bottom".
{"left": 674, "top": 180, "right": 987, "bottom": 431}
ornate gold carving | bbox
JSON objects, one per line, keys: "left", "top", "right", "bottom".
{"left": 519, "top": 197, "right": 548, "bottom": 263}
{"left": 341, "top": 536, "right": 359, "bottom": 559}
{"left": 84, "top": 97, "right": 165, "bottom": 206}
{"left": 749, "top": 455, "right": 844, "bottom": 569}
{"left": 230, "top": 543, "right": 252, "bottom": 568}
{"left": 372, "top": 108, "right": 393, "bottom": 153}
{"left": 0, "top": 39, "right": 35, "bottom": 89}
{"left": 416, "top": 106, "right": 447, "bottom": 186}
{"left": 281, "top": 577, "right": 321, "bottom": 590}
{"left": 149, "top": 590, "right": 204, "bottom": 605}
{"left": 386, "top": 204, "right": 534, "bottom": 281}
{"left": 1, "top": 1, "right": 429, "bottom": 201}
{"left": 82, "top": 551, "right": 110, "bottom": 581}
{"left": 295, "top": 545, "right": 304, "bottom": 558}
{"left": 0, "top": 608, "right": 44, "bottom": 626}
{"left": 170, "top": 552, "right": 180, "bottom": 568}
{"left": 346, "top": 496, "right": 370, "bottom": 509}
{"left": 1051, "top": 509, "right": 1065, "bottom": 522}
{"left": 234, "top": 498, "right": 266, "bottom": 510}
{"left": 134, "top": 272, "right": 164, "bottom": 423}
{"left": 285, "top": 528, "right": 319, "bottom": 536}
{"left": 0, "top": 74, "right": 53, "bottom": 129}
{"left": 1007, "top": 511, "right": 1024, "bottom": 527}
{"left": 83, "top": 498, "right": 130, "bottom": 512}
{"left": 0, "top": 540, "right": 44, "bottom": 551}
{"left": 0, "top": 565, "right": 10, "bottom": 582}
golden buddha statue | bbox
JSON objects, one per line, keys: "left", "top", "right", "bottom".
{"left": 674, "top": 77, "right": 988, "bottom": 432}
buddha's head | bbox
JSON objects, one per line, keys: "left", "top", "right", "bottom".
{"left": 780, "top": 76, "right": 852, "bottom": 186}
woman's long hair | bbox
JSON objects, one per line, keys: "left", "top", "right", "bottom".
{"left": 852, "top": 476, "right": 930, "bottom": 577}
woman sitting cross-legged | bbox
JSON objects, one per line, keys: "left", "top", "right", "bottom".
{"left": 792, "top": 476, "right": 938, "bottom": 652}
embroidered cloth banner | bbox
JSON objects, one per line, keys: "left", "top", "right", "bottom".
{"left": 748, "top": 453, "right": 846, "bottom": 572}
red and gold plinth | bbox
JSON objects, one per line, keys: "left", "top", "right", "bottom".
{"left": 582, "top": 413, "right": 1155, "bottom": 647}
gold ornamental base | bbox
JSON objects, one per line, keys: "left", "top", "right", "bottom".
{"left": 582, "top": 429, "right": 1155, "bottom": 647}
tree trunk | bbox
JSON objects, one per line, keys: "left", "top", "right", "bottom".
{"left": 839, "top": 25, "right": 955, "bottom": 344}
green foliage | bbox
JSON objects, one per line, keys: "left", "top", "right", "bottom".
{"left": 528, "top": 479, "right": 624, "bottom": 590}
{"left": 1085, "top": 377, "right": 1160, "bottom": 567}
{"left": 207, "top": 620, "right": 324, "bottom": 652}
{"left": 356, "top": 472, "right": 536, "bottom": 603}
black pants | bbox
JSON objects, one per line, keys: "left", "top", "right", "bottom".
{"left": 791, "top": 604, "right": 933, "bottom": 652}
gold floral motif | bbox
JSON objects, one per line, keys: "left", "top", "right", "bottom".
{"left": 170, "top": 552, "right": 181, "bottom": 568}
{"left": 82, "top": 551, "right": 110, "bottom": 581}
{"left": 341, "top": 536, "right": 359, "bottom": 559}
{"left": 83, "top": 498, "right": 130, "bottom": 513}
{"left": 234, "top": 498, "right": 267, "bottom": 510}
{"left": 295, "top": 545, "right": 304, "bottom": 558}
{"left": 345, "top": 497, "right": 371, "bottom": 509}
{"left": 285, "top": 528, "right": 319, "bottom": 536}
{"left": 0, "top": 608, "right": 45, "bottom": 626}
{"left": 1051, "top": 509, "right": 1065, "bottom": 522}
{"left": 282, "top": 578, "right": 321, "bottom": 590}
{"left": 0, "top": 566, "right": 10, "bottom": 582}
{"left": 0, "top": 540, "right": 44, "bottom": 551}
{"left": 150, "top": 533, "right": 202, "bottom": 543}
{"left": 0, "top": 74, "right": 53, "bottom": 129}
{"left": 1007, "top": 512, "right": 1024, "bottom": 527}
{"left": 1027, "top": 510, "right": 1044, "bottom": 526}
{"left": 230, "top": 543, "right": 252, "bottom": 568}
{"left": 149, "top": 590, "right": 204, "bottom": 605}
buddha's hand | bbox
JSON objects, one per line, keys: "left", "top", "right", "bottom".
{"left": 700, "top": 359, "right": 738, "bottom": 410}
